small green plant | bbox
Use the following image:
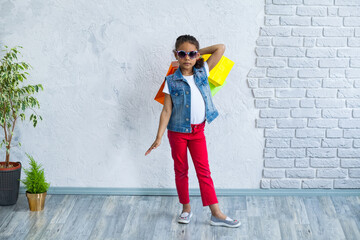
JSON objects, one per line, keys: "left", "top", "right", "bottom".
{"left": 20, "top": 153, "right": 50, "bottom": 194}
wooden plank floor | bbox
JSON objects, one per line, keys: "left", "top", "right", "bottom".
{"left": 0, "top": 194, "right": 359, "bottom": 240}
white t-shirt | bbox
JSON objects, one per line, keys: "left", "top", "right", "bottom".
{"left": 163, "top": 61, "right": 210, "bottom": 124}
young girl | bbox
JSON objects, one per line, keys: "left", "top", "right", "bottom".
{"left": 145, "top": 35, "right": 241, "bottom": 228}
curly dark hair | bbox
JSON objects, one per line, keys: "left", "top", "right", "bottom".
{"left": 174, "top": 34, "right": 204, "bottom": 69}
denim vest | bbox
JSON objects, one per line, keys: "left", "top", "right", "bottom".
{"left": 166, "top": 64, "right": 219, "bottom": 133}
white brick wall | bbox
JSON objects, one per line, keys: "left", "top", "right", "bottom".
{"left": 250, "top": 0, "right": 360, "bottom": 189}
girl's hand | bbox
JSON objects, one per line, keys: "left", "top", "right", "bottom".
{"left": 145, "top": 137, "right": 162, "bottom": 156}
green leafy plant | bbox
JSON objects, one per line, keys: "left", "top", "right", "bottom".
{"left": 0, "top": 46, "right": 43, "bottom": 168}
{"left": 20, "top": 153, "right": 50, "bottom": 194}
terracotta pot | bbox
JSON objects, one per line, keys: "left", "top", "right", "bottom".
{"left": 0, "top": 162, "right": 21, "bottom": 206}
{"left": 26, "top": 191, "right": 47, "bottom": 211}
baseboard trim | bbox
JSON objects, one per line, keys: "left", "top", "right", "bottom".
{"left": 19, "top": 187, "right": 360, "bottom": 196}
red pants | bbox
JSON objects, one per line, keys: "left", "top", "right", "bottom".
{"left": 167, "top": 120, "right": 218, "bottom": 207}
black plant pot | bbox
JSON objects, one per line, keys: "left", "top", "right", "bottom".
{"left": 0, "top": 162, "right": 21, "bottom": 206}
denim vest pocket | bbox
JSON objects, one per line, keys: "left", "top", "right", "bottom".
{"left": 170, "top": 89, "right": 184, "bottom": 105}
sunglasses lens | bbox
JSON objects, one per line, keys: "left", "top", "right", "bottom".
{"left": 177, "top": 51, "right": 186, "bottom": 58}
{"left": 188, "top": 51, "right": 197, "bottom": 59}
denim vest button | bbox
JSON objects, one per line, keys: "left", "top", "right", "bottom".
{"left": 186, "top": 129, "right": 189, "bottom": 132}
{"left": 186, "top": 118, "right": 189, "bottom": 121}
{"left": 186, "top": 105, "right": 189, "bottom": 108}
{"left": 175, "top": 93, "right": 178, "bottom": 96}
{"left": 186, "top": 91, "right": 189, "bottom": 94}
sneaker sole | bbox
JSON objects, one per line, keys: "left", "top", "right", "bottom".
{"left": 210, "top": 220, "right": 241, "bottom": 228}
{"left": 178, "top": 212, "right": 193, "bottom": 224}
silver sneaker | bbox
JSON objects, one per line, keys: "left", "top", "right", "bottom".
{"left": 210, "top": 215, "right": 241, "bottom": 228}
{"left": 178, "top": 211, "right": 193, "bottom": 224}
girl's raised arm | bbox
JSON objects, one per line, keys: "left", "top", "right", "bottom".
{"left": 198, "top": 44, "right": 225, "bottom": 72}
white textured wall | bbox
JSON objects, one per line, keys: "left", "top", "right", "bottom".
{"left": 0, "top": 0, "right": 264, "bottom": 188}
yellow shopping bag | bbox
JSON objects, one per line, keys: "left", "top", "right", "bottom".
{"left": 201, "top": 54, "right": 234, "bottom": 87}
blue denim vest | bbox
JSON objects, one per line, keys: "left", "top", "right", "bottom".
{"left": 165, "top": 64, "right": 219, "bottom": 133}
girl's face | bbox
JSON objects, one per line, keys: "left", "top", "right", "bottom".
{"left": 174, "top": 42, "right": 200, "bottom": 74}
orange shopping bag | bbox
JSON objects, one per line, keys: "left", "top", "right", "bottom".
{"left": 154, "top": 61, "right": 179, "bottom": 105}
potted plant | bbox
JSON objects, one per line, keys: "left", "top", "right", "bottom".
{"left": 21, "top": 153, "right": 50, "bottom": 211}
{"left": 0, "top": 46, "right": 43, "bottom": 205}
